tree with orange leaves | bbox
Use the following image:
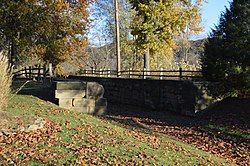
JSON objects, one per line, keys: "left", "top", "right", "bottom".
{"left": 0, "top": 0, "right": 92, "bottom": 73}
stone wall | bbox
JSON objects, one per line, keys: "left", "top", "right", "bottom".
{"left": 68, "top": 76, "right": 213, "bottom": 116}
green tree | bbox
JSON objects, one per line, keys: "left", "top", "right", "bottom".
{"left": 130, "top": 0, "right": 204, "bottom": 71}
{"left": 0, "top": 0, "right": 91, "bottom": 73}
{"left": 201, "top": 0, "right": 250, "bottom": 97}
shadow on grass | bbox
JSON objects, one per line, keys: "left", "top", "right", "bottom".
{"left": 12, "top": 79, "right": 55, "bottom": 103}
{"left": 106, "top": 102, "right": 196, "bottom": 126}
{"left": 105, "top": 97, "right": 250, "bottom": 143}
{"left": 13, "top": 79, "right": 250, "bottom": 144}
{"left": 10, "top": 79, "right": 250, "bottom": 165}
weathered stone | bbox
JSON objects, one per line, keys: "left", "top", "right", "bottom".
{"left": 86, "top": 82, "right": 104, "bottom": 99}
{"left": 68, "top": 106, "right": 89, "bottom": 113}
{"left": 26, "top": 118, "right": 46, "bottom": 132}
{"left": 34, "top": 118, "right": 46, "bottom": 129}
{"left": 0, "top": 118, "right": 46, "bottom": 135}
{"left": 55, "top": 90, "right": 85, "bottom": 98}
{"left": 68, "top": 76, "right": 216, "bottom": 116}
{"left": 72, "top": 98, "right": 95, "bottom": 107}
{"left": 88, "top": 106, "right": 95, "bottom": 114}
{"left": 18, "top": 127, "right": 25, "bottom": 132}
{"left": 88, "top": 106, "right": 107, "bottom": 116}
{"left": 95, "top": 106, "right": 107, "bottom": 116}
{"left": 55, "top": 81, "right": 86, "bottom": 90}
{"left": 53, "top": 79, "right": 107, "bottom": 116}
{"left": 27, "top": 125, "right": 39, "bottom": 132}
{"left": 95, "top": 98, "right": 107, "bottom": 107}
{"left": 58, "top": 98, "right": 73, "bottom": 107}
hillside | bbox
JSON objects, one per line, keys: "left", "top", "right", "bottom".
{"left": 85, "top": 38, "right": 207, "bottom": 70}
{"left": 0, "top": 80, "right": 234, "bottom": 165}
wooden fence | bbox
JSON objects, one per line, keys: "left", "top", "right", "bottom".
{"left": 13, "top": 64, "right": 202, "bottom": 81}
{"left": 13, "top": 63, "right": 53, "bottom": 82}
{"left": 79, "top": 68, "right": 202, "bottom": 81}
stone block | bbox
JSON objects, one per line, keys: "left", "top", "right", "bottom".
{"left": 58, "top": 98, "right": 72, "bottom": 107}
{"left": 55, "top": 90, "right": 86, "bottom": 98}
{"left": 67, "top": 106, "right": 88, "bottom": 113}
{"left": 95, "top": 98, "right": 107, "bottom": 107}
{"left": 55, "top": 81, "right": 86, "bottom": 90}
{"left": 88, "top": 106, "right": 95, "bottom": 114}
{"left": 72, "top": 98, "right": 95, "bottom": 107}
{"left": 95, "top": 106, "right": 107, "bottom": 116}
{"left": 86, "top": 82, "right": 104, "bottom": 99}
{"left": 88, "top": 106, "right": 107, "bottom": 116}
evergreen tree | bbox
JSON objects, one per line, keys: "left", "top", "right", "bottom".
{"left": 201, "top": 0, "right": 250, "bottom": 97}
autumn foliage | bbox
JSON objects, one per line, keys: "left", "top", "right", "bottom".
{"left": 130, "top": 0, "right": 204, "bottom": 55}
{"left": 1, "top": 90, "right": 249, "bottom": 165}
{"left": 0, "top": 0, "right": 92, "bottom": 74}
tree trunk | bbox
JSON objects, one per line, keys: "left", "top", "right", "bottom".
{"left": 115, "top": 0, "right": 121, "bottom": 77}
{"left": 144, "top": 49, "right": 150, "bottom": 78}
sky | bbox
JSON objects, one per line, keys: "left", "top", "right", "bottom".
{"left": 89, "top": 0, "right": 233, "bottom": 45}
{"left": 193, "top": 0, "right": 232, "bottom": 39}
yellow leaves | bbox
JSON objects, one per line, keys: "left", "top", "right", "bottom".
{"left": 131, "top": 0, "right": 204, "bottom": 56}
{"left": 196, "top": 0, "right": 208, "bottom": 6}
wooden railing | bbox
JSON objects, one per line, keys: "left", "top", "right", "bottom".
{"left": 13, "top": 63, "right": 53, "bottom": 82}
{"left": 79, "top": 68, "right": 202, "bottom": 81}
{"left": 13, "top": 64, "right": 201, "bottom": 81}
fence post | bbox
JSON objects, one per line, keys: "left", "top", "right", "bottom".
{"left": 25, "top": 67, "right": 28, "bottom": 79}
{"left": 32, "top": 66, "right": 36, "bottom": 81}
{"left": 49, "top": 63, "right": 53, "bottom": 77}
{"left": 100, "top": 69, "right": 103, "bottom": 77}
{"left": 49, "top": 63, "right": 53, "bottom": 84}
{"left": 128, "top": 68, "right": 131, "bottom": 78}
{"left": 90, "top": 67, "right": 93, "bottom": 77}
{"left": 160, "top": 68, "right": 163, "bottom": 80}
{"left": 43, "top": 64, "right": 47, "bottom": 83}
{"left": 108, "top": 68, "right": 111, "bottom": 77}
{"left": 37, "top": 64, "right": 41, "bottom": 82}
{"left": 179, "top": 67, "right": 183, "bottom": 80}
{"left": 84, "top": 69, "right": 87, "bottom": 76}
{"left": 29, "top": 66, "right": 32, "bottom": 79}
{"left": 143, "top": 68, "right": 146, "bottom": 79}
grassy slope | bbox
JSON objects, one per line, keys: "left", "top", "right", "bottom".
{"left": 0, "top": 82, "right": 234, "bottom": 165}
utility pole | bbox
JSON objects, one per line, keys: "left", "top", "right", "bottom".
{"left": 115, "top": 0, "right": 121, "bottom": 77}
{"left": 144, "top": 49, "right": 150, "bottom": 78}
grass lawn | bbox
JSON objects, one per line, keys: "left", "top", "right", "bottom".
{"left": 0, "top": 81, "right": 235, "bottom": 165}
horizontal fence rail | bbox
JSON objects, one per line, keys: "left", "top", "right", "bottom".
{"left": 79, "top": 68, "right": 202, "bottom": 81}
{"left": 13, "top": 63, "right": 53, "bottom": 82}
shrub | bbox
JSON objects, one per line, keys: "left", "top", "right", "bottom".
{"left": 0, "top": 53, "right": 13, "bottom": 111}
